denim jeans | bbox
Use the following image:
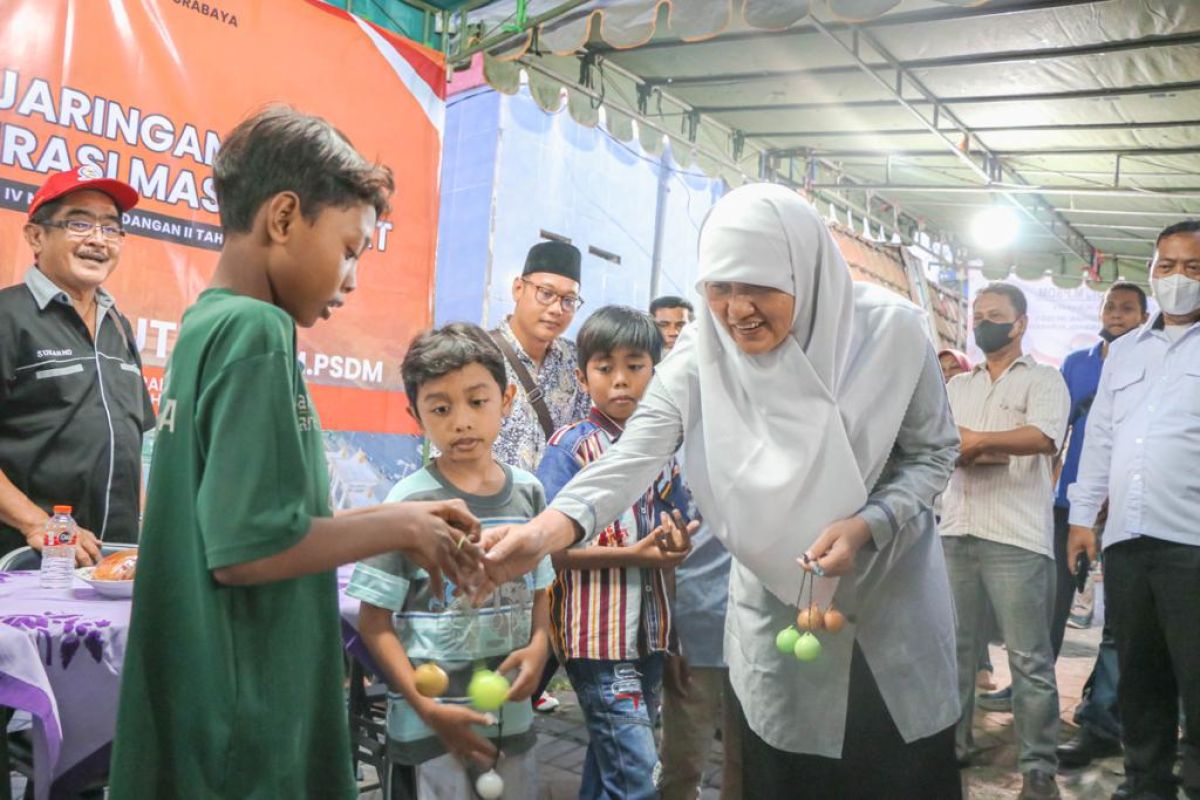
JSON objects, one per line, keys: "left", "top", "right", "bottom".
{"left": 943, "top": 536, "right": 1060, "bottom": 774}
{"left": 565, "top": 653, "right": 664, "bottom": 800}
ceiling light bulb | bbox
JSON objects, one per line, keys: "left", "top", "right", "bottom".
{"left": 971, "top": 206, "right": 1021, "bottom": 250}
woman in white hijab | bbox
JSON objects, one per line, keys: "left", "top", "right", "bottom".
{"left": 484, "top": 184, "right": 962, "bottom": 798}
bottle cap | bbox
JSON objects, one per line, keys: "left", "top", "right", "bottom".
{"left": 52, "top": 505, "right": 72, "bottom": 515}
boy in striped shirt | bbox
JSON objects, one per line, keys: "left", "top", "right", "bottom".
{"left": 537, "top": 306, "right": 694, "bottom": 800}
{"left": 348, "top": 323, "right": 553, "bottom": 798}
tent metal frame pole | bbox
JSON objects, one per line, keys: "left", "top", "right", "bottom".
{"left": 690, "top": 80, "right": 1200, "bottom": 114}
{"left": 588, "top": 0, "right": 1104, "bottom": 55}
{"left": 643, "top": 30, "right": 1200, "bottom": 88}
{"left": 746, "top": 118, "right": 1200, "bottom": 139}
{"left": 805, "top": 182, "right": 1200, "bottom": 199}
{"left": 775, "top": 145, "right": 1200, "bottom": 159}
{"left": 862, "top": 202, "right": 1193, "bottom": 220}
{"left": 808, "top": 19, "right": 1095, "bottom": 266}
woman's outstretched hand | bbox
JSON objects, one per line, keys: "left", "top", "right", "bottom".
{"left": 481, "top": 510, "right": 578, "bottom": 587}
{"left": 799, "top": 515, "right": 872, "bottom": 577}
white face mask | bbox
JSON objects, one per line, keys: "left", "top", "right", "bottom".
{"left": 1152, "top": 273, "right": 1200, "bottom": 316}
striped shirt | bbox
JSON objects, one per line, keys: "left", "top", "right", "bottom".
{"left": 939, "top": 354, "right": 1070, "bottom": 556}
{"left": 537, "top": 408, "right": 686, "bottom": 661}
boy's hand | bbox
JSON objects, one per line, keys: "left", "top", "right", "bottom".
{"left": 629, "top": 531, "right": 690, "bottom": 569}
{"left": 654, "top": 510, "right": 697, "bottom": 554}
{"left": 388, "top": 500, "right": 484, "bottom": 598}
{"left": 497, "top": 637, "right": 550, "bottom": 703}
{"left": 420, "top": 701, "right": 497, "bottom": 768}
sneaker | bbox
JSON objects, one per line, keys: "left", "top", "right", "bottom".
{"left": 533, "top": 692, "right": 560, "bottom": 713}
{"left": 1067, "top": 611, "right": 1094, "bottom": 630}
{"left": 1019, "top": 770, "right": 1061, "bottom": 800}
{"left": 977, "top": 686, "right": 1013, "bottom": 713}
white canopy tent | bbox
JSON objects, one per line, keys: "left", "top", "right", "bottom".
{"left": 443, "top": 0, "right": 1200, "bottom": 288}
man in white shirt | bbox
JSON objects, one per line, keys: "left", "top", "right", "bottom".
{"left": 940, "top": 282, "right": 1071, "bottom": 800}
{"left": 1068, "top": 220, "right": 1200, "bottom": 800}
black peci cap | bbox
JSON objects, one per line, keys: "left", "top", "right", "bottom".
{"left": 522, "top": 240, "right": 581, "bottom": 283}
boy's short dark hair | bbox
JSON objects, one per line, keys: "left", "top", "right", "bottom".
{"left": 213, "top": 106, "right": 394, "bottom": 233}
{"left": 976, "top": 281, "right": 1028, "bottom": 317}
{"left": 649, "top": 295, "right": 694, "bottom": 316}
{"left": 1155, "top": 219, "right": 1200, "bottom": 245}
{"left": 1107, "top": 281, "right": 1148, "bottom": 313}
{"left": 578, "top": 306, "right": 663, "bottom": 367}
{"left": 402, "top": 323, "right": 508, "bottom": 412}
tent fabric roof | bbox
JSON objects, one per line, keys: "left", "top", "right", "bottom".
{"left": 455, "top": 0, "right": 1200, "bottom": 288}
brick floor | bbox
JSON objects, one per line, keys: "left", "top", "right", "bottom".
{"left": 523, "top": 610, "right": 1122, "bottom": 800}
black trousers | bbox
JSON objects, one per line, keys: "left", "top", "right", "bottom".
{"left": 738, "top": 644, "right": 962, "bottom": 800}
{"left": 1050, "top": 506, "right": 1077, "bottom": 659}
{"left": 1106, "top": 537, "right": 1200, "bottom": 799}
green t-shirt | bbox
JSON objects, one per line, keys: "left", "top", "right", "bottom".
{"left": 110, "top": 289, "right": 354, "bottom": 799}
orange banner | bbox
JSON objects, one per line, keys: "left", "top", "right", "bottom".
{"left": 0, "top": 0, "right": 445, "bottom": 434}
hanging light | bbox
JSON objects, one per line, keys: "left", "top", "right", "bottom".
{"left": 970, "top": 205, "right": 1021, "bottom": 250}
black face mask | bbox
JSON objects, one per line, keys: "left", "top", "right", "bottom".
{"left": 1098, "top": 327, "right": 1130, "bottom": 343}
{"left": 973, "top": 320, "right": 1015, "bottom": 354}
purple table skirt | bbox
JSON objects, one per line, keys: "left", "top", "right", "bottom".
{"left": 0, "top": 567, "right": 362, "bottom": 800}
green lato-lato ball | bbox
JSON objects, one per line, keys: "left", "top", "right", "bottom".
{"left": 776, "top": 626, "right": 801, "bottom": 654}
{"left": 793, "top": 632, "right": 822, "bottom": 662}
{"left": 467, "top": 669, "right": 511, "bottom": 712}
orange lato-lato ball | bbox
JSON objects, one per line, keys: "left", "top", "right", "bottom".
{"left": 797, "top": 602, "right": 825, "bottom": 631}
{"left": 413, "top": 662, "right": 449, "bottom": 699}
{"left": 824, "top": 606, "right": 847, "bottom": 633}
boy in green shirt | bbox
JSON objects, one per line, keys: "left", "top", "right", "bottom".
{"left": 349, "top": 323, "right": 553, "bottom": 798}
{"left": 110, "top": 107, "right": 482, "bottom": 799}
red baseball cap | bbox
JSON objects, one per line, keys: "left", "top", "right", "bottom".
{"left": 27, "top": 166, "right": 140, "bottom": 219}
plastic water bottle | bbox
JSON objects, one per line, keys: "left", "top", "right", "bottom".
{"left": 39, "top": 505, "right": 77, "bottom": 590}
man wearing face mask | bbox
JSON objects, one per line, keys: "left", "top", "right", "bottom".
{"left": 1068, "top": 220, "right": 1200, "bottom": 800}
{"left": 939, "top": 282, "right": 1071, "bottom": 800}
{"left": 1052, "top": 282, "right": 1148, "bottom": 770}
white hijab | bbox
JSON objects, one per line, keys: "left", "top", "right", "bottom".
{"left": 657, "top": 184, "right": 929, "bottom": 605}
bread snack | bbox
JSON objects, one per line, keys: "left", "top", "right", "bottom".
{"left": 93, "top": 549, "right": 138, "bottom": 581}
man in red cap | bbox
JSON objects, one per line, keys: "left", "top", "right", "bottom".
{"left": 0, "top": 166, "right": 154, "bottom": 565}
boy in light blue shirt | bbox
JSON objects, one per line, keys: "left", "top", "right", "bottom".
{"left": 348, "top": 323, "right": 553, "bottom": 798}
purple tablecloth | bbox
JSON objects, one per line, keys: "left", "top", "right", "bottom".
{"left": 0, "top": 567, "right": 363, "bottom": 799}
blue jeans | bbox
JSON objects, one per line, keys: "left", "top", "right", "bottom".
{"left": 943, "top": 536, "right": 1060, "bottom": 774}
{"left": 565, "top": 653, "right": 664, "bottom": 800}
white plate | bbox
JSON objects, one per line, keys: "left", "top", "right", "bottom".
{"left": 75, "top": 567, "right": 134, "bottom": 599}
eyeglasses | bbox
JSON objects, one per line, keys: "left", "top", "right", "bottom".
{"left": 42, "top": 219, "right": 126, "bottom": 242}
{"left": 521, "top": 278, "right": 583, "bottom": 313}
